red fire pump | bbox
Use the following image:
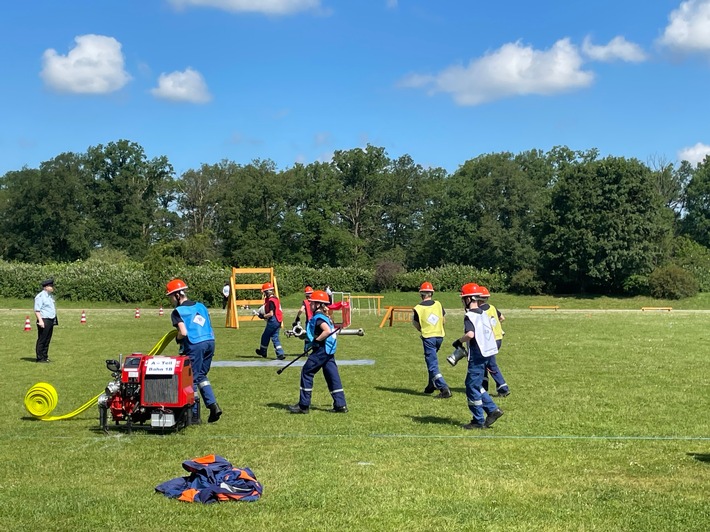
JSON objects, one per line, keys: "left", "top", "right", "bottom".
{"left": 98, "top": 354, "right": 196, "bottom": 432}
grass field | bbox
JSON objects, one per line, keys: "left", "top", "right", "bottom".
{"left": 1, "top": 296, "right": 708, "bottom": 531}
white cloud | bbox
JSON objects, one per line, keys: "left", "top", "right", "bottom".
{"left": 151, "top": 68, "right": 212, "bottom": 104}
{"left": 386, "top": 0, "right": 398, "bottom": 8}
{"left": 678, "top": 142, "right": 710, "bottom": 165}
{"left": 400, "top": 38, "right": 593, "bottom": 106}
{"left": 40, "top": 34, "right": 131, "bottom": 94}
{"left": 167, "top": 0, "right": 320, "bottom": 15}
{"left": 582, "top": 36, "right": 647, "bottom": 62}
{"left": 314, "top": 132, "right": 332, "bottom": 147}
{"left": 658, "top": 0, "right": 710, "bottom": 53}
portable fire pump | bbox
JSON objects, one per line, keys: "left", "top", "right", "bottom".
{"left": 98, "top": 354, "right": 196, "bottom": 432}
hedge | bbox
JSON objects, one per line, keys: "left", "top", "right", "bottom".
{"left": 0, "top": 259, "right": 507, "bottom": 305}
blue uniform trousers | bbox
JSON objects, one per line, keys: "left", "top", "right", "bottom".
{"left": 422, "top": 336, "right": 448, "bottom": 390}
{"left": 298, "top": 347, "right": 346, "bottom": 409}
{"left": 486, "top": 360, "right": 508, "bottom": 396}
{"left": 465, "top": 353, "right": 498, "bottom": 426}
{"left": 185, "top": 339, "right": 217, "bottom": 415}
{"left": 259, "top": 317, "right": 284, "bottom": 357}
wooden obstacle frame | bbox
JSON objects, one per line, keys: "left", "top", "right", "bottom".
{"left": 528, "top": 305, "right": 560, "bottom": 311}
{"left": 379, "top": 306, "right": 414, "bottom": 328}
{"left": 225, "top": 267, "right": 280, "bottom": 329}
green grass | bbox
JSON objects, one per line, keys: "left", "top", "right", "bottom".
{"left": 0, "top": 298, "right": 708, "bottom": 531}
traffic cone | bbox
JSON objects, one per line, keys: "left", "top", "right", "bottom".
{"left": 159, "top": 306, "right": 164, "bottom": 316}
{"left": 134, "top": 308, "right": 141, "bottom": 319}
{"left": 80, "top": 310, "right": 87, "bottom": 324}
{"left": 24, "top": 316, "right": 32, "bottom": 332}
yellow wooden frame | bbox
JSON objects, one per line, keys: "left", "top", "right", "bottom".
{"left": 225, "top": 267, "right": 279, "bottom": 329}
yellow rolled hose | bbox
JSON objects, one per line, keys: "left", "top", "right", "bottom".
{"left": 24, "top": 329, "right": 178, "bottom": 421}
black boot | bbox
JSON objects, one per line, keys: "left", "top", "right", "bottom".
{"left": 207, "top": 403, "right": 222, "bottom": 423}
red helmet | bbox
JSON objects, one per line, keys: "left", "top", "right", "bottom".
{"left": 460, "top": 283, "right": 481, "bottom": 297}
{"left": 310, "top": 290, "right": 330, "bottom": 304}
{"left": 478, "top": 286, "right": 490, "bottom": 298}
{"left": 419, "top": 281, "right": 434, "bottom": 293}
{"left": 166, "top": 278, "right": 188, "bottom": 296}
{"left": 261, "top": 282, "right": 274, "bottom": 293}
{"left": 304, "top": 285, "right": 314, "bottom": 295}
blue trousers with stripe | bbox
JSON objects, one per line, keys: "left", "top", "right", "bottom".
{"left": 465, "top": 353, "right": 498, "bottom": 425}
{"left": 298, "top": 347, "right": 346, "bottom": 409}
{"left": 422, "top": 336, "right": 448, "bottom": 390}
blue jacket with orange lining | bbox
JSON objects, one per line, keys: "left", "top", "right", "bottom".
{"left": 156, "top": 454, "right": 263, "bottom": 503}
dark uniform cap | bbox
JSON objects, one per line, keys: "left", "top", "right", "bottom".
{"left": 41, "top": 278, "right": 54, "bottom": 287}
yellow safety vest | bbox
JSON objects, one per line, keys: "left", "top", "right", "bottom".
{"left": 484, "top": 304, "right": 504, "bottom": 341}
{"left": 414, "top": 301, "right": 445, "bottom": 338}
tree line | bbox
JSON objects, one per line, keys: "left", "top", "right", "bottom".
{"left": 2, "top": 139, "right": 709, "bottom": 295}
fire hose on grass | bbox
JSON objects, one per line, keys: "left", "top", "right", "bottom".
{"left": 24, "top": 329, "right": 178, "bottom": 421}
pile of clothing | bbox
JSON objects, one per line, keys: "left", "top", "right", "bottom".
{"left": 156, "top": 454, "right": 263, "bottom": 503}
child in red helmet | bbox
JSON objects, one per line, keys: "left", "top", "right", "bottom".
{"left": 287, "top": 290, "right": 348, "bottom": 414}
{"left": 166, "top": 278, "right": 222, "bottom": 424}
{"left": 412, "top": 281, "right": 451, "bottom": 399}
{"left": 452, "top": 283, "right": 504, "bottom": 430}
{"left": 255, "top": 282, "right": 285, "bottom": 360}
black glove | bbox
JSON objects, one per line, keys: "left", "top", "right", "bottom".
{"left": 452, "top": 339, "right": 463, "bottom": 350}
{"left": 258, "top": 313, "right": 265, "bottom": 320}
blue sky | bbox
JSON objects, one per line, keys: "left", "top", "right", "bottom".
{"left": 2, "top": 0, "right": 710, "bottom": 177}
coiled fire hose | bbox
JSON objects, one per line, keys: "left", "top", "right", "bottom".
{"left": 24, "top": 329, "right": 178, "bottom": 421}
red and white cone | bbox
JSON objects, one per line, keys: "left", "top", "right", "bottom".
{"left": 80, "top": 310, "right": 87, "bottom": 324}
{"left": 24, "top": 316, "right": 32, "bottom": 332}
{"left": 159, "top": 306, "right": 164, "bottom": 316}
{"left": 134, "top": 308, "right": 141, "bottom": 319}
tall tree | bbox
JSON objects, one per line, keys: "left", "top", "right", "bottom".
{"left": 539, "top": 156, "right": 673, "bottom": 293}
{"left": 215, "top": 159, "right": 287, "bottom": 266}
{"left": 415, "top": 150, "right": 549, "bottom": 272}
{"left": 682, "top": 155, "right": 710, "bottom": 248}
{"left": 378, "top": 154, "right": 432, "bottom": 263}
{"left": 331, "top": 145, "right": 389, "bottom": 263}
{"left": 85, "top": 140, "right": 174, "bottom": 257}
{"left": 0, "top": 153, "right": 91, "bottom": 262}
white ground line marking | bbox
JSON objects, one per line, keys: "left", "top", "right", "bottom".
{"left": 212, "top": 359, "right": 375, "bottom": 367}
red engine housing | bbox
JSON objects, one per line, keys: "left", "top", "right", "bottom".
{"left": 105, "top": 354, "right": 194, "bottom": 428}
{"left": 122, "top": 354, "right": 194, "bottom": 408}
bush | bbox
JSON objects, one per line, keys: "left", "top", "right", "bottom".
{"left": 0, "top": 260, "right": 507, "bottom": 303}
{"left": 509, "top": 269, "right": 545, "bottom": 295}
{"left": 393, "top": 265, "right": 507, "bottom": 293}
{"left": 648, "top": 265, "right": 699, "bottom": 299}
{"left": 622, "top": 274, "right": 650, "bottom": 296}
{"left": 372, "top": 260, "right": 405, "bottom": 291}
{"left": 671, "top": 236, "right": 710, "bottom": 292}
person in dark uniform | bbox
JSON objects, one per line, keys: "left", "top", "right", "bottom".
{"left": 255, "top": 282, "right": 285, "bottom": 360}
{"left": 167, "top": 278, "right": 222, "bottom": 423}
{"left": 288, "top": 290, "right": 348, "bottom": 414}
{"left": 412, "top": 281, "right": 451, "bottom": 398}
{"left": 452, "top": 283, "right": 504, "bottom": 430}
{"left": 34, "top": 278, "right": 57, "bottom": 363}
{"left": 477, "top": 286, "right": 510, "bottom": 396}
{"left": 293, "top": 285, "right": 314, "bottom": 328}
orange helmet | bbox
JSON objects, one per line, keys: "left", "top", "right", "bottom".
{"left": 478, "top": 286, "right": 490, "bottom": 298}
{"left": 310, "top": 290, "right": 330, "bottom": 304}
{"left": 166, "top": 278, "right": 188, "bottom": 296}
{"left": 419, "top": 281, "right": 434, "bottom": 293}
{"left": 460, "top": 283, "right": 481, "bottom": 297}
{"left": 304, "top": 285, "right": 314, "bottom": 295}
{"left": 261, "top": 282, "right": 274, "bottom": 293}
